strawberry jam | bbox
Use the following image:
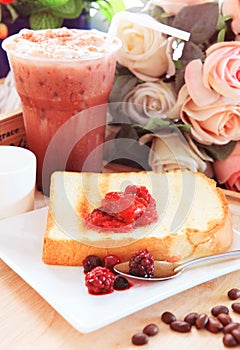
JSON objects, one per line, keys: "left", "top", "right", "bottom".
{"left": 85, "top": 185, "right": 158, "bottom": 232}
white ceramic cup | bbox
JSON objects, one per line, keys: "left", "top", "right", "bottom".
{"left": 0, "top": 146, "right": 36, "bottom": 220}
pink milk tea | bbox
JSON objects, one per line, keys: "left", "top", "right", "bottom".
{"left": 2, "top": 28, "right": 121, "bottom": 191}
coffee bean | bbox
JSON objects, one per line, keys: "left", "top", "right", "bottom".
{"left": 217, "top": 313, "right": 232, "bottom": 326}
{"left": 223, "top": 323, "right": 240, "bottom": 334}
{"left": 161, "top": 311, "right": 176, "bottom": 324}
{"left": 184, "top": 312, "right": 199, "bottom": 325}
{"left": 232, "top": 302, "right": 240, "bottom": 314}
{"left": 142, "top": 323, "right": 159, "bottom": 337}
{"left": 131, "top": 333, "right": 149, "bottom": 346}
{"left": 223, "top": 333, "right": 238, "bottom": 348}
{"left": 205, "top": 316, "right": 223, "bottom": 333}
{"left": 195, "top": 313, "right": 209, "bottom": 329}
{"left": 211, "top": 305, "right": 229, "bottom": 317}
{"left": 232, "top": 328, "right": 240, "bottom": 343}
{"left": 228, "top": 288, "right": 240, "bottom": 300}
{"left": 170, "top": 320, "right": 191, "bottom": 333}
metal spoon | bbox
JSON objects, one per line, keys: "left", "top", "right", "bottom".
{"left": 113, "top": 250, "right": 240, "bottom": 281}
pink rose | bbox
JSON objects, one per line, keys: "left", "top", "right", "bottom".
{"left": 213, "top": 141, "right": 240, "bottom": 192}
{"left": 177, "top": 85, "right": 240, "bottom": 145}
{"left": 222, "top": 0, "right": 240, "bottom": 35}
{"left": 203, "top": 41, "right": 240, "bottom": 99}
{"left": 147, "top": 0, "right": 214, "bottom": 15}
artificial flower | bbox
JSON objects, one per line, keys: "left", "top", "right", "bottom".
{"left": 108, "top": 11, "right": 175, "bottom": 81}
{"left": 139, "top": 128, "right": 207, "bottom": 172}
{"left": 108, "top": 0, "right": 240, "bottom": 191}
{"left": 122, "top": 81, "right": 177, "bottom": 124}
{"left": 213, "top": 141, "right": 240, "bottom": 191}
{"left": 178, "top": 85, "right": 240, "bottom": 145}
{"left": 204, "top": 41, "right": 240, "bottom": 100}
{"left": 222, "top": 0, "right": 240, "bottom": 35}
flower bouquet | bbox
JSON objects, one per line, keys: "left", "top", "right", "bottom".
{"left": 107, "top": 0, "right": 240, "bottom": 192}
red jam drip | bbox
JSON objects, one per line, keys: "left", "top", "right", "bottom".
{"left": 85, "top": 185, "right": 158, "bottom": 232}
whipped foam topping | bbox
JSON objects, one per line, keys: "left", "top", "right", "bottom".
{"left": 3, "top": 27, "right": 121, "bottom": 59}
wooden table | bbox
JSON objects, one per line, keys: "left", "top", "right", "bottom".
{"left": 1, "top": 186, "right": 240, "bottom": 350}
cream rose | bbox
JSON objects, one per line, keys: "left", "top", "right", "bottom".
{"left": 139, "top": 129, "right": 207, "bottom": 172}
{"left": 108, "top": 11, "right": 175, "bottom": 81}
{"left": 178, "top": 85, "right": 240, "bottom": 145}
{"left": 222, "top": 0, "right": 240, "bottom": 35}
{"left": 122, "top": 81, "right": 177, "bottom": 124}
{"left": 146, "top": 0, "right": 214, "bottom": 15}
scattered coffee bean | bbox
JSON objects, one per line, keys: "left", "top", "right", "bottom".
{"left": 228, "top": 288, "right": 240, "bottom": 300}
{"left": 211, "top": 305, "right": 229, "bottom": 317}
{"left": 184, "top": 312, "right": 199, "bottom": 325}
{"left": 170, "top": 320, "right": 191, "bottom": 333}
{"left": 205, "top": 317, "right": 223, "bottom": 333}
{"left": 217, "top": 313, "right": 233, "bottom": 326}
{"left": 223, "top": 323, "right": 240, "bottom": 334}
{"left": 195, "top": 313, "right": 209, "bottom": 329}
{"left": 142, "top": 323, "right": 159, "bottom": 337}
{"left": 232, "top": 328, "right": 240, "bottom": 343}
{"left": 223, "top": 333, "right": 239, "bottom": 348}
{"left": 131, "top": 333, "right": 149, "bottom": 346}
{"left": 161, "top": 311, "right": 176, "bottom": 324}
{"left": 231, "top": 303, "right": 240, "bottom": 314}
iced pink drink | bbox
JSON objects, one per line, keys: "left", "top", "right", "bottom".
{"left": 2, "top": 28, "right": 121, "bottom": 190}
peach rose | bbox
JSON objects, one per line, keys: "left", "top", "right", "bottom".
{"left": 222, "top": 0, "right": 240, "bottom": 35}
{"left": 177, "top": 85, "right": 240, "bottom": 145}
{"left": 146, "top": 0, "right": 214, "bottom": 15}
{"left": 213, "top": 141, "right": 240, "bottom": 192}
{"left": 203, "top": 41, "right": 240, "bottom": 99}
{"left": 123, "top": 81, "right": 177, "bottom": 124}
{"left": 108, "top": 11, "right": 175, "bottom": 81}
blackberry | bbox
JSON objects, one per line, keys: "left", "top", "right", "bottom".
{"left": 85, "top": 266, "right": 115, "bottom": 295}
{"left": 129, "top": 249, "right": 154, "bottom": 278}
{"left": 82, "top": 255, "right": 103, "bottom": 273}
{"left": 114, "top": 276, "right": 130, "bottom": 290}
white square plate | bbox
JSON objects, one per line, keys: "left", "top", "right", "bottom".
{"left": 0, "top": 207, "right": 239, "bottom": 333}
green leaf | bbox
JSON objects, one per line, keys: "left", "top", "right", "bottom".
{"left": 37, "top": 0, "right": 69, "bottom": 7}
{"left": 53, "top": 0, "right": 83, "bottom": 19}
{"left": 217, "top": 28, "right": 226, "bottom": 42}
{"left": 96, "top": 0, "right": 126, "bottom": 23}
{"left": 12, "top": 0, "right": 48, "bottom": 17}
{"left": 150, "top": 5, "right": 173, "bottom": 25}
{"left": 6, "top": 4, "right": 19, "bottom": 22}
{"left": 172, "top": 3, "right": 219, "bottom": 44}
{"left": 196, "top": 141, "right": 237, "bottom": 161}
{"left": 134, "top": 118, "right": 171, "bottom": 132}
{"left": 29, "top": 11, "right": 63, "bottom": 29}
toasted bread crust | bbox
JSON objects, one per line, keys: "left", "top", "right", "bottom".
{"left": 42, "top": 170, "right": 233, "bottom": 265}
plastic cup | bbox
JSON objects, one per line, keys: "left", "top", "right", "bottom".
{"left": 0, "top": 145, "right": 36, "bottom": 219}
{"left": 2, "top": 28, "right": 121, "bottom": 192}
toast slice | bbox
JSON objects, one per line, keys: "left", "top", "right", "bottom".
{"left": 42, "top": 170, "right": 233, "bottom": 265}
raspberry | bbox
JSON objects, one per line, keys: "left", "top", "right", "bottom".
{"left": 82, "top": 255, "right": 103, "bottom": 273}
{"left": 85, "top": 266, "right": 116, "bottom": 295}
{"left": 129, "top": 249, "right": 154, "bottom": 278}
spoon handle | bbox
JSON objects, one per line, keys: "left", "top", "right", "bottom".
{"left": 174, "top": 250, "right": 240, "bottom": 273}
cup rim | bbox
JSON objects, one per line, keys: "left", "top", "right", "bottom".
{"left": 2, "top": 28, "right": 122, "bottom": 62}
{"left": 0, "top": 145, "right": 36, "bottom": 175}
